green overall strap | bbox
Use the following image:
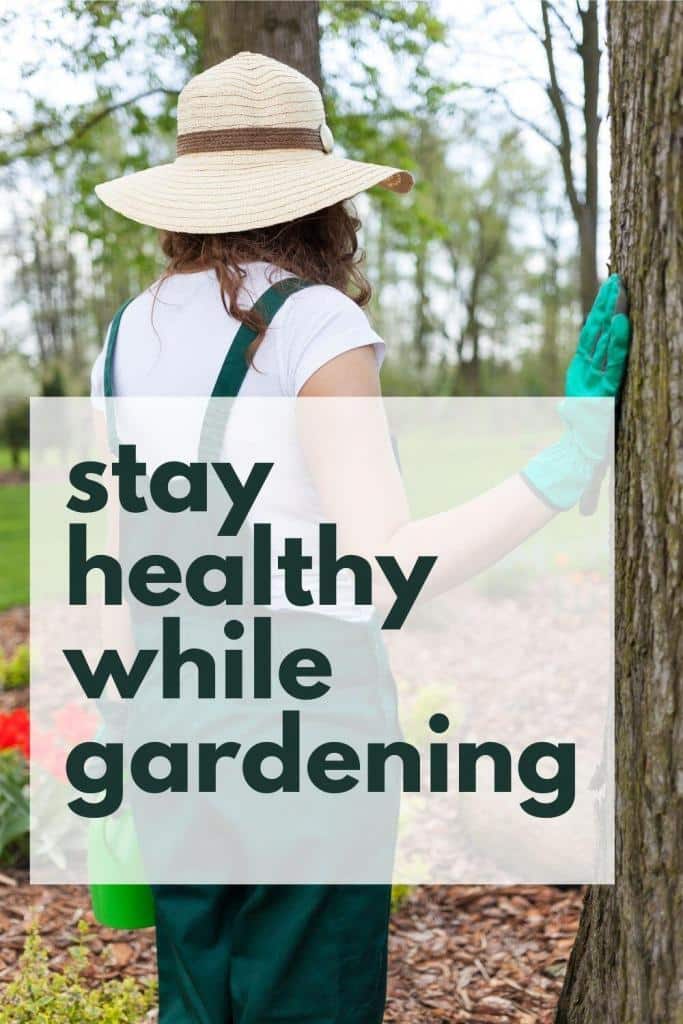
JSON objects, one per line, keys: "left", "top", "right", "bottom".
{"left": 198, "top": 276, "right": 313, "bottom": 461}
{"left": 103, "top": 298, "right": 134, "bottom": 452}
{"left": 102, "top": 279, "right": 312, "bottom": 458}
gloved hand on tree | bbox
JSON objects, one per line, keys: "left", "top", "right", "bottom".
{"left": 521, "top": 273, "right": 631, "bottom": 511}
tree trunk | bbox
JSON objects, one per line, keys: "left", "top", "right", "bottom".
{"left": 202, "top": 1, "right": 321, "bottom": 86}
{"left": 556, "top": 3, "right": 682, "bottom": 1022}
{"left": 540, "top": 225, "right": 560, "bottom": 391}
{"left": 577, "top": 203, "right": 598, "bottom": 325}
{"left": 413, "top": 236, "right": 431, "bottom": 369}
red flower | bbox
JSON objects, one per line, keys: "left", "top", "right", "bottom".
{"left": 0, "top": 705, "right": 100, "bottom": 780}
{"left": 0, "top": 708, "right": 30, "bottom": 758}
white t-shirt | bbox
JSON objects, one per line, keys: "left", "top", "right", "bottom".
{"left": 90, "top": 261, "right": 384, "bottom": 402}
{"left": 90, "top": 261, "right": 385, "bottom": 620}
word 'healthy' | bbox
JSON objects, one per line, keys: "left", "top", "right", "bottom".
{"left": 67, "top": 445, "right": 436, "bottom": 630}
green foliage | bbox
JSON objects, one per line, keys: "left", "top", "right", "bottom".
{"left": 0, "top": 749, "right": 29, "bottom": 867}
{"left": 390, "top": 884, "right": 411, "bottom": 911}
{"left": 323, "top": 1, "right": 454, "bottom": 238}
{"left": 380, "top": 351, "right": 448, "bottom": 396}
{"left": 1, "top": 3, "right": 183, "bottom": 389}
{"left": 0, "top": 399, "right": 29, "bottom": 470}
{"left": 40, "top": 364, "right": 67, "bottom": 398}
{"left": 398, "top": 681, "right": 461, "bottom": 747}
{"left": 0, "top": 448, "right": 27, "bottom": 472}
{"left": 0, "top": 2, "right": 580, "bottom": 397}
{"left": 1, "top": 3, "right": 192, "bottom": 167}
{"left": 0, "top": 644, "right": 30, "bottom": 690}
{"left": 0, "top": 922, "right": 157, "bottom": 1024}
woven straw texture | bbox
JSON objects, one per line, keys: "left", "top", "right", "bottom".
{"left": 95, "top": 51, "right": 413, "bottom": 233}
{"left": 178, "top": 52, "right": 324, "bottom": 132}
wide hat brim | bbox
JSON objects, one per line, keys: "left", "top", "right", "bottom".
{"left": 95, "top": 149, "right": 413, "bottom": 233}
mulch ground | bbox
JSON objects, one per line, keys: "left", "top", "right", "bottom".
{"left": 0, "top": 469, "right": 28, "bottom": 486}
{"left": 0, "top": 604, "right": 583, "bottom": 1020}
{"left": 0, "top": 870, "right": 582, "bottom": 1022}
{"left": 0, "top": 606, "right": 28, "bottom": 660}
{"left": 387, "top": 885, "right": 582, "bottom": 1022}
{"left": 0, "top": 872, "right": 156, "bottom": 987}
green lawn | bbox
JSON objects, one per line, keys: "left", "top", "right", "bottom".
{"left": 0, "top": 484, "right": 29, "bottom": 610}
{"left": 398, "top": 427, "right": 611, "bottom": 578}
{"left": 0, "top": 447, "right": 28, "bottom": 472}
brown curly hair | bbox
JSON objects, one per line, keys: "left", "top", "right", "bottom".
{"left": 157, "top": 201, "right": 371, "bottom": 354}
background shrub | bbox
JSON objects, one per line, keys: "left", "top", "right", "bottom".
{"left": 0, "top": 644, "right": 29, "bottom": 689}
{"left": 0, "top": 748, "right": 29, "bottom": 867}
{"left": 0, "top": 922, "right": 157, "bottom": 1024}
{"left": 0, "top": 399, "right": 29, "bottom": 471}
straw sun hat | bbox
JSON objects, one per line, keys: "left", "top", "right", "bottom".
{"left": 95, "top": 51, "right": 413, "bottom": 234}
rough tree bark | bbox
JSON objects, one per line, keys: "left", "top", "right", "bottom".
{"left": 556, "top": 3, "right": 682, "bottom": 1022}
{"left": 202, "top": 1, "right": 321, "bottom": 86}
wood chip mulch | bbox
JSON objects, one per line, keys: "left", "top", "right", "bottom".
{"left": 0, "top": 606, "right": 28, "bottom": 660}
{"left": 1, "top": 603, "right": 583, "bottom": 1020}
{"left": 0, "top": 871, "right": 582, "bottom": 1022}
{"left": 0, "top": 872, "right": 156, "bottom": 986}
{"left": 387, "top": 885, "right": 582, "bottom": 1022}
{"left": 0, "top": 470, "right": 28, "bottom": 486}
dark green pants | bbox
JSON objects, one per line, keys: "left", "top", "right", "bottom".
{"left": 143, "top": 614, "right": 397, "bottom": 1022}
{"left": 152, "top": 883, "right": 392, "bottom": 1024}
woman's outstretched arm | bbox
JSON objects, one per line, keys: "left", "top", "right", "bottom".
{"left": 297, "top": 276, "right": 630, "bottom": 603}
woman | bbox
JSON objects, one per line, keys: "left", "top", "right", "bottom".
{"left": 92, "top": 52, "right": 630, "bottom": 1024}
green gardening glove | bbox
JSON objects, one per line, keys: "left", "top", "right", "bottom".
{"left": 566, "top": 273, "right": 631, "bottom": 399}
{"left": 521, "top": 274, "right": 631, "bottom": 510}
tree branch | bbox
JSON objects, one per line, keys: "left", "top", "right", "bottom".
{"left": 510, "top": 0, "right": 544, "bottom": 43}
{"left": 577, "top": 0, "right": 601, "bottom": 221}
{"left": 547, "top": 0, "right": 581, "bottom": 51}
{"left": 472, "top": 83, "right": 560, "bottom": 151}
{"left": 540, "top": 0, "right": 582, "bottom": 218}
{"left": 7, "top": 87, "right": 179, "bottom": 162}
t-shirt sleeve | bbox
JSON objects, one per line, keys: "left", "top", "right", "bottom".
{"left": 278, "top": 285, "right": 385, "bottom": 396}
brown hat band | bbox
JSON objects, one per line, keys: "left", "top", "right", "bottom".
{"left": 176, "top": 126, "right": 325, "bottom": 156}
